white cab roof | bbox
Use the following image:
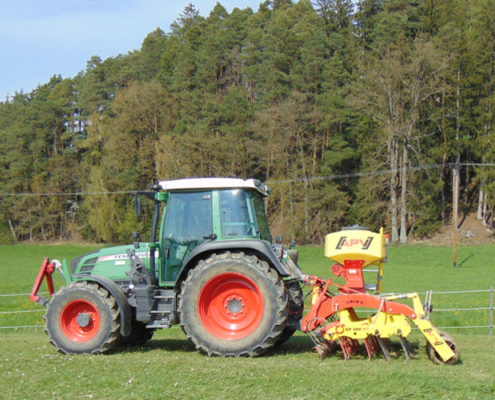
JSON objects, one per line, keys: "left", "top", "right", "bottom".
{"left": 158, "top": 177, "right": 270, "bottom": 196}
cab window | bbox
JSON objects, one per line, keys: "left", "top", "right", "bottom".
{"left": 219, "top": 189, "right": 257, "bottom": 239}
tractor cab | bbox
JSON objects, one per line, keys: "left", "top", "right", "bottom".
{"left": 138, "top": 178, "right": 275, "bottom": 286}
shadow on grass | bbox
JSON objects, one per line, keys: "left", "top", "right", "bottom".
{"left": 110, "top": 334, "right": 317, "bottom": 356}
{"left": 111, "top": 338, "right": 197, "bottom": 355}
{"left": 263, "top": 335, "right": 315, "bottom": 357}
{"left": 457, "top": 253, "right": 475, "bottom": 268}
{"left": 110, "top": 334, "right": 429, "bottom": 363}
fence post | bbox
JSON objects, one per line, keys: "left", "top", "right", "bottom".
{"left": 490, "top": 286, "right": 493, "bottom": 337}
{"left": 428, "top": 290, "right": 433, "bottom": 319}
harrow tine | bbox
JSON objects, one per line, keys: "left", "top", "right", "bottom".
{"left": 338, "top": 337, "right": 353, "bottom": 361}
{"left": 364, "top": 336, "right": 380, "bottom": 360}
{"left": 349, "top": 338, "right": 360, "bottom": 353}
{"left": 364, "top": 338, "right": 373, "bottom": 360}
{"left": 315, "top": 341, "right": 333, "bottom": 361}
{"left": 399, "top": 336, "right": 412, "bottom": 362}
{"left": 376, "top": 336, "right": 391, "bottom": 362}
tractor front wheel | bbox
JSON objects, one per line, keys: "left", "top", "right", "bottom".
{"left": 178, "top": 252, "right": 288, "bottom": 357}
{"left": 44, "top": 281, "right": 120, "bottom": 355}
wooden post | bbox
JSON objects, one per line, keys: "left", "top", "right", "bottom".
{"left": 490, "top": 285, "right": 493, "bottom": 336}
{"left": 453, "top": 165, "right": 459, "bottom": 267}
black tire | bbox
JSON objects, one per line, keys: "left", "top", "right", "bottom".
{"left": 117, "top": 321, "right": 155, "bottom": 347}
{"left": 178, "top": 252, "right": 288, "bottom": 357}
{"left": 275, "top": 281, "right": 304, "bottom": 346}
{"left": 426, "top": 330, "right": 460, "bottom": 365}
{"left": 44, "top": 281, "right": 120, "bottom": 355}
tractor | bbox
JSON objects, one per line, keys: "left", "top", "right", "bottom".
{"left": 31, "top": 178, "right": 304, "bottom": 357}
{"left": 30, "top": 177, "right": 460, "bottom": 365}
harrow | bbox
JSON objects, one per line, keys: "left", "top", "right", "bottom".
{"left": 301, "top": 226, "right": 460, "bottom": 365}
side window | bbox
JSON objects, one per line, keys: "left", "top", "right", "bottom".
{"left": 253, "top": 193, "right": 272, "bottom": 243}
{"left": 162, "top": 191, "right": 212, "bottom": 242}
{"left": 219, "top": 189, "right": 257, "bottom": 238}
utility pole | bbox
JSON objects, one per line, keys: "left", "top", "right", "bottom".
{"left": 453, "top": 164, "right": 459, "bottom": 267}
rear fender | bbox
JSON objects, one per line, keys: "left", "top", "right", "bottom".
{"left": 71, "top": 274, "right": 132, "bottom": 337}
{"left": 175, "top": 240, "right": 302, "bottom": 287}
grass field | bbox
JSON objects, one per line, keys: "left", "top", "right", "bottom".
{"left": 1, "top": 243, "right": 495, "bottom": 399}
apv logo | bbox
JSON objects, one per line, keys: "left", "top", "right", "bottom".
{"left": 336, "top": 236, "right": 374, "bottom": 250}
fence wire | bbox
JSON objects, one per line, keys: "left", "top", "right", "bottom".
{"left": 2, "top": 162, "right": 495, "bottom": 197}
{"left": 1, "top": 287, "right": 493, "bottom": 334}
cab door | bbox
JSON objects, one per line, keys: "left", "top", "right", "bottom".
{"left": 160, "top": 191, "right": 212, "bottom": 284}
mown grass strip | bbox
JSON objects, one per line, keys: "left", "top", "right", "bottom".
{"left": 2, "top": 331, "right": 494, "bottom": 399}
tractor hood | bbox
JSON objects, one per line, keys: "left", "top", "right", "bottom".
{"left": 70, "top": 244, "right": 158, "bottom": 281}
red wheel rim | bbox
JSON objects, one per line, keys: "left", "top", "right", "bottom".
{"left": 198, "top": 273, "right": 264, "bottom": 340}
{"left": 60, "top": 300, "right": 101, "bottom": 342}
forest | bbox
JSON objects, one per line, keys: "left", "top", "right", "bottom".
{"left": 1, "top": 0, "right": 494, "bottom": 245}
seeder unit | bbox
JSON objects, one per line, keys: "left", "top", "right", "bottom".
{"left": 301, "top": 226, "right": 460, "bottom": 364}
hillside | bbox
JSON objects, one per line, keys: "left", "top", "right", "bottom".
{"left": 411, "top": 213, "right": 495, "bottom": 247}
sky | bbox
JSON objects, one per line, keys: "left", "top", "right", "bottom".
{"left": 0, "top": 0, "right": 265, "bottom": 101}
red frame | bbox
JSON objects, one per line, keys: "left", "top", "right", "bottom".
{"left": 30, "top": 258, "right": 56, "bottom": 303}
{"left": 301, "top": 275, "right": 417, "bottom": 332}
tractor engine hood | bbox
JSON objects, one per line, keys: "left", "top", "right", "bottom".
{"left": 70, "top": 244, "right": 157, "bottom": 281}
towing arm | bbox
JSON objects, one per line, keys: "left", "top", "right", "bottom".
{"left": 30, "top": 258, "right": 57, "bottom": 307}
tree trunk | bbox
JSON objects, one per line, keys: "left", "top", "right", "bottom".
{"left": 483, "top": 196, "right": 488, "bottom": 227}
{"left": 390, "top": 138, "right": 399, "bottom": 242}
{"left": 441, "top": 154, "right": 447, "bottom": 222}
{"left": 296, "top": 132, "right": 310, "bottom": 244}
{"left": 289, "top": 180, "right": 295, "bottom": 242}
{"left": 8, "top": 220, "right": 17, "bottom": 244}
{"left": 454, "top": 42, "right": 461, "bottom": 231}
{"left": 454, "top": 166, "right": 460, "bottom": 230}
{"left": 41, "top": 225, "right": 47, "bottom": 241}
{"left": 399, "top": 141, "right": 408, "bottom": 243}
{"left": 478, "top": 181, "right": 484, "bottom": 221}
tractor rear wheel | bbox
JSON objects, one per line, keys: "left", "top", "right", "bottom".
{"left": 117, "top": 321, "right": 155, "bottom": 347}
{"left": 44, "top": 281, "right": 120, "bottom": 355}
{"left": 426, "top": 330, "right": 460, "bottom": 365}
{"left": 178, "top": 252, "right": 288, "bottom": 357}
{"left": 275, "top": 281, "right": 304, "bottom": 346}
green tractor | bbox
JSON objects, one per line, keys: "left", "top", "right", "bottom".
{"left": 31, "top": 178, "right": 304, "bottom": 356}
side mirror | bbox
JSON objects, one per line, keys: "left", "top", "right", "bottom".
{"left": 134, "top": 195, "right": 141, "bottom": 218}
{"left": 132, "top": 231, "right": 140, "bottom": 249}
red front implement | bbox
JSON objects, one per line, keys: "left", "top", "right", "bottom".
{"left": 30, "top": 258, "right": 56, "bottom": 307}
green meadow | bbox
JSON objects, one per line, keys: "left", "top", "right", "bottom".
{"left": 1, "top": 243, "right": 494, "bottom": 399}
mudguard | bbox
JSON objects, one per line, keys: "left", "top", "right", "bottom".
{"left": 72, "top": 274, "right": 132, "bottom": 337}
{"left": 175, "top": 239, "right": 303, "bottom": 286}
